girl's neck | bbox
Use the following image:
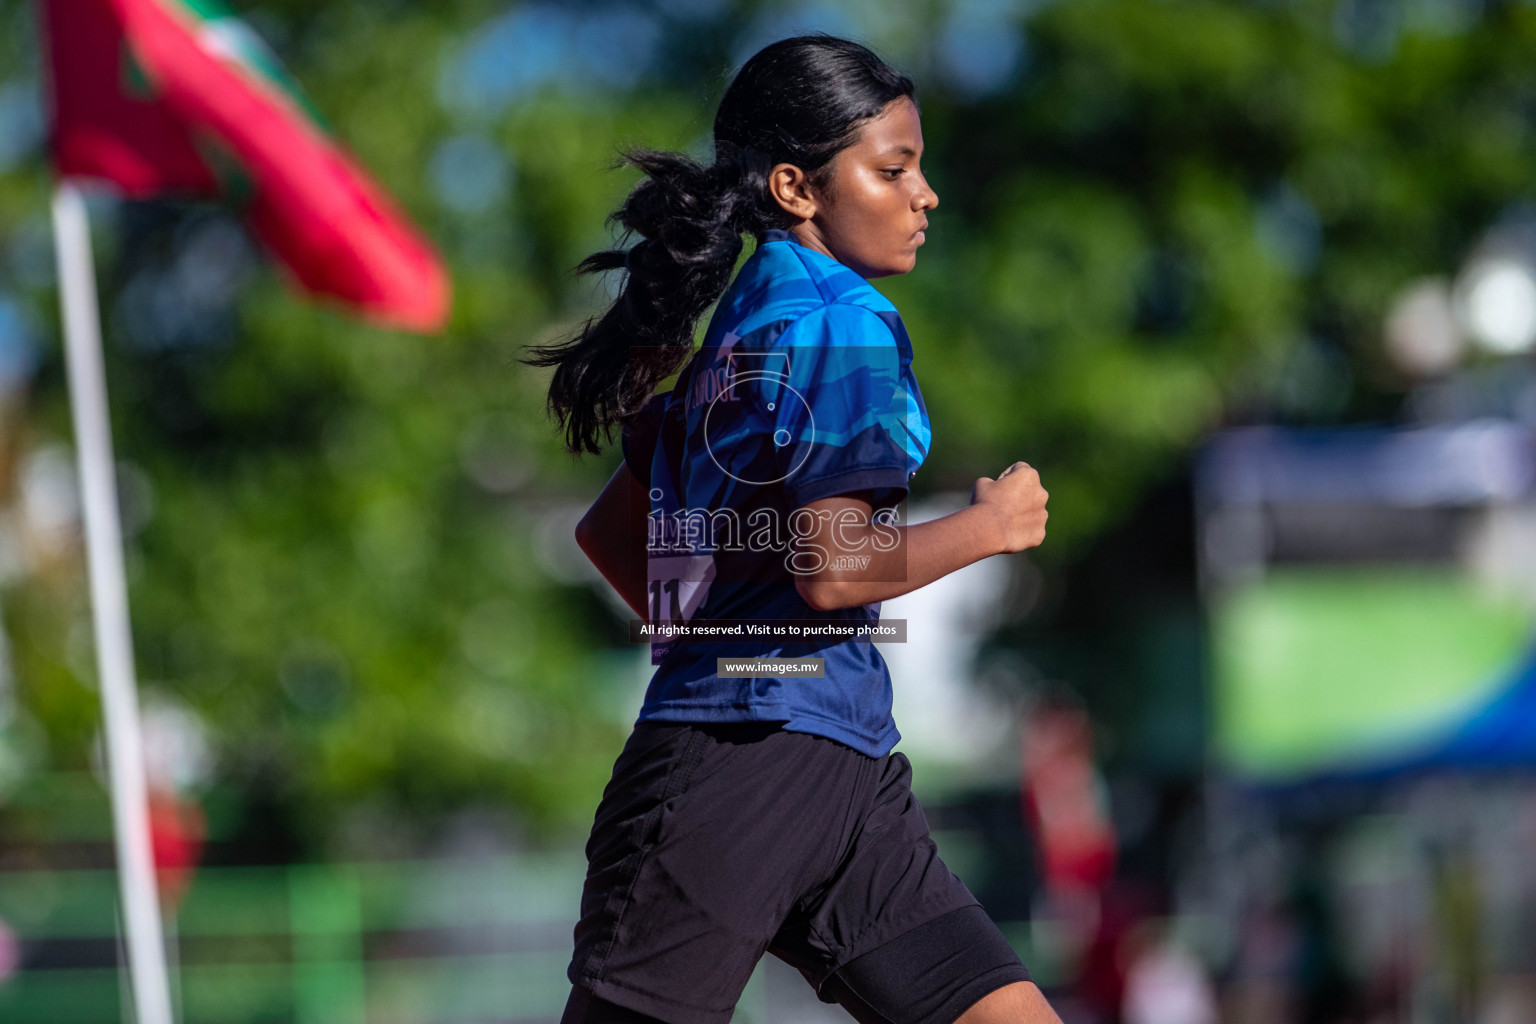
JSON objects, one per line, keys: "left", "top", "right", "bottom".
{"left": 787, "top": 221, "right": 837, "bottom": 263}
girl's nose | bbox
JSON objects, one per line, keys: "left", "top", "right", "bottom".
{"left": 916, "top": 177, "right": 939, "bottom": 210}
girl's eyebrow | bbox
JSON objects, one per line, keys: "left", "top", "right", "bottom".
{"left": 878, "top": 145, "right": 920, "bottom": 158}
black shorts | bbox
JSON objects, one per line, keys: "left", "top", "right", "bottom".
{"left": 565, "top": 721, "right": 1031, "bottom": 1024}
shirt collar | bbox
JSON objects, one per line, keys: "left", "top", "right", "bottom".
{"left": 755, "top": 231, "right": 913, "bottom": 365}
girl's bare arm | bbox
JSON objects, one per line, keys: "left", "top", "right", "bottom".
{"left": 574, "top": 463, "right": 651, "bottom": 621}
{"left": 576, "top": 459, "right": 1048, "bottom": 617}
{"left": 792, "top": 461, "right": 1048, "bottom": 612}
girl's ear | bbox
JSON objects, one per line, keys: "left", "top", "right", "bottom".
{"left": 768, "top": 162, "right": 819, "bottom": 221}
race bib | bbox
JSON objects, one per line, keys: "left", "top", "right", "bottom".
{"left": 646, "top": 553, "right": 716, "bottom": 665}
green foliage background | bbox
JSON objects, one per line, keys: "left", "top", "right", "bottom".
{"left": 0, "top": 0, "right": 1532, "bottom": 844}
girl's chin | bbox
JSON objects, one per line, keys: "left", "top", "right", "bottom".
{"left": 852, "top": 251, "right": 919, "bottom": 279}
{"left": 878, "top": 252, "right": 921, "bottom": 275}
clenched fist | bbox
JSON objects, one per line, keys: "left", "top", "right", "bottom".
{"left": 971, "top": 461, "right": 1049, "bottom": 554}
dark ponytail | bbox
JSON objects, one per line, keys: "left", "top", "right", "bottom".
{"left": 524, "top": 35, "right": 916, "bottom": 456}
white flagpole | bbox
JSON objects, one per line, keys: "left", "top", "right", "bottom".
{"left": 51, "top": 181, "right": 174, "bottom": 1024}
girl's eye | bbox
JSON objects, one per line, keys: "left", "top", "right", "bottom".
{"left": 881, "top": 168, "right": 905, "bottom": 180}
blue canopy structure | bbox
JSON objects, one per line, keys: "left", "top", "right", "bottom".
{"left": 1197, "top": 420, "right": 1536, "bottom": 789}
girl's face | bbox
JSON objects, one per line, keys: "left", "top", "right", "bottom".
{"left": 772, "top": 97, "right": 939, "bottom": 279}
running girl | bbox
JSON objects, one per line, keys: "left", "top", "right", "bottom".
{"left": 527, "top": 35, "right": 1057, "bottom": 1024}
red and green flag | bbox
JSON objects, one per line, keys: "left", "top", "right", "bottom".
{"left": 42, "top": 0, "right": 450, "bottom": 333}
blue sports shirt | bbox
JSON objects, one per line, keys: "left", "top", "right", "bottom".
{"left": 621, "top": 229, "right": 932, "bottom": 757}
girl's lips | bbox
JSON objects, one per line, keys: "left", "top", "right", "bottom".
{"left": 913, "top": 230, "right": 926, "bottom": 245}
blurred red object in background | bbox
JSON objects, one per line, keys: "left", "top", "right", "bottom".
{"left": 1022, "top": 699, "right": 1117, "bottom": 892}
{"left": 41, "top": 0, "right": 450, "bottom": 332}
{"left": 148, "top": 788, "right": 204, "bottom": 908}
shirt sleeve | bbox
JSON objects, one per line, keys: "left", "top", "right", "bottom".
{"left": 620, "top": 393, "right": 669, "bottom": 489}
{"left": 762, "top": 303, "right": 918, "bottom": 510}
